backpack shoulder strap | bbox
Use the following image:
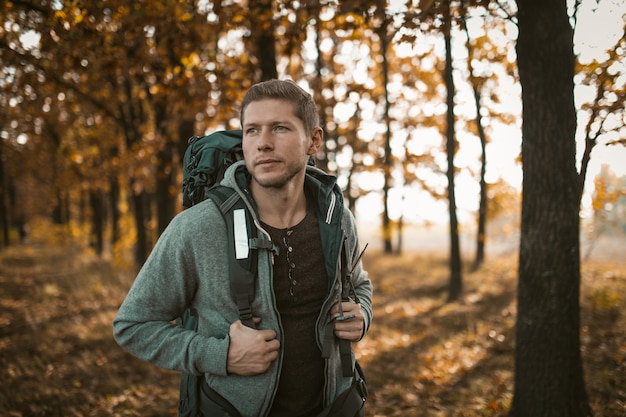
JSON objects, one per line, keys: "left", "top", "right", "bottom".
{"left": 206, "top": 186, "right": 273, "bottom": 329}
{"left": 322, "top": 238, "right": 366, "bottom": 378}
{"left": 339, "top": 241, "right": 355, "bottom": 377}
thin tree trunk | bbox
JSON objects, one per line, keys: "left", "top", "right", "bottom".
{"left": 132, "top": 192, "right": 149, "bottom": 267}
{"left": 443, "top": 4, "right": 462, "bottom": 300}
{"left": 109, "top": 177, "right": 120, "bottom": 246}
{"left": 251, "top": 0, "right": 278, "bottom": 81}
{"left": 0, "top": 139, "right": 9, "bottom": 247}
{"left": 472, "top": 87, "right": 488, "bottom": 271}
{"left": 396, "top": 203, "right": 404, "bottom": 255}
{"left": 314, "top": 16, "right": 330, "bottom": 173}
{"left": 380, "top": 19, "right": 393, "bottom": 254}
{"left": 156, "top": 144, "right": 175, "bottom": 235}
{"left": 52, "top": 191, "right": 69, "bottom": 225}
{"left": 461, "top": 11, "right": 488, "bottom": 271}
{"left": 90, "top": 191, "right": 105, "bottom": 256}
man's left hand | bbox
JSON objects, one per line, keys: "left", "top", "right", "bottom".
{"left": 331, "top": 299, "right": 364, "bottom": 342}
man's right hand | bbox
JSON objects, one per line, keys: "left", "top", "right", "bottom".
{"left": 227, "top": 319, "right": 280, "bottom": 375}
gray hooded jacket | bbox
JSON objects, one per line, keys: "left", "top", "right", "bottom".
{"left": 113, "top": 161, "right": 372, "bottom": 416}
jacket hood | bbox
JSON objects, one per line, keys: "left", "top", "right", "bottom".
{"left": 221, "top": 160, "right": 344, "bottom": 216}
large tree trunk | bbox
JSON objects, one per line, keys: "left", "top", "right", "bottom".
{"left": 511, "top": 1, "right": 592, "bottom": 416}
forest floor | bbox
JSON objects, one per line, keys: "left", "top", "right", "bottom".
{"left": 0, "top": 244, "right": 624, "bottom": 417}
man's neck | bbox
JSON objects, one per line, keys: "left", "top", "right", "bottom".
{"left": 251, "top": 182, "right": 308, "bottom": 230}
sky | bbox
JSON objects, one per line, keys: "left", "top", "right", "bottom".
{"left": 573, "top": 0, "right": 626, "bottom": 218}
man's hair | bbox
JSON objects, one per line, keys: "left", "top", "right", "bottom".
{"left": 240, "top": 79, "right": 320, "bottom": 134}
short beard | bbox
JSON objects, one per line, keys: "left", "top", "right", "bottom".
{"left": 251, "top": 160, "right": 305, "bottom": 190}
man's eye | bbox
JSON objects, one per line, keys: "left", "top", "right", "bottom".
{"left": 274, "top": 125, "right": 287, "bottom": 132}
{"left": 245, "top": 127, "right": 258, "bottom": 134}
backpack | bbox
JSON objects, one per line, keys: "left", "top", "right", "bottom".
{"left": 178, "top": 130, "right": 367, "bottom": 417}
{"left": 182, "top": 130, "right": 244, "bottom": 209}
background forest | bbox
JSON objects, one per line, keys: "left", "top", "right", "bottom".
{"left": 1, "top": 0, "right": 625, "bottom": 416}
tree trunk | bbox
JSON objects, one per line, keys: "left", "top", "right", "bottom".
{"left": 443, "top": 4, "right": 462, "bottom": 300}
{"left": 250, "top": 0, "right": 278, "bottom": 81}
{"left": 90, "top": 191, "right": 105, "bottom": 256}
{"left": 52, "top": 191, "right": 69, "bottom": 225}
{"left": 511, "top": 0, "right": 592, "bottom": 416}
{"left": 132, "top": 192, "right": 149, "bottom": 267}
{"left": 380, "top": 19, "right": 393, "bottom": 254}
{"left": 177, "top": 120, "right": 195, "bottom": 217}
{"left": 472, "top": 87, "right": 488, "bottom": 271}
{"left": 156, "top": 144, "right": 175, "bottom": 235}
{"left": 0, "top": 139, "right": 9, "bottom": 247}
{"left": 178, "top": 120, "right": 195, "bottom": 169}
{"left": 314, "top": 17, "right": 330, "bottom": 173}
{"left": 109, "top": 177, "right": 120, "bottom": 246}
{"left": 461, "top": 0, "right": 487, "bottom": 271}
{"left": 396, "top": 209, "right": 404, "bottom": 255}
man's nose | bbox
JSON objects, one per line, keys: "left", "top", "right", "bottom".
{"left": 257, "top": 128, "right": 273, "bottom": 150}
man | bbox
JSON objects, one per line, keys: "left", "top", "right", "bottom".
{"left": 113, "top": 79, "right": 372, "bottom": 417}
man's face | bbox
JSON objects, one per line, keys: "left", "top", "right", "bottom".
{"left": 242, "top": 98, "right": 318, "bottom": 190}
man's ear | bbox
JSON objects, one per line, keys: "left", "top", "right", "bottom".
{"left": 307, "top": 127, "right": 324, "bottom": 155}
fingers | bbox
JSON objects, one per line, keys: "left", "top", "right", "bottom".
{"left": 227, "top": 320, "right": 280, "bottom": 376}
{"left": 334, "top": 319, "right": 363, "bottom": 341}
{"left": 331, "top": 300, "right": 364, "bottom": 342}
{"left": 331, "top": 299, "right": 362, "bottom": 319}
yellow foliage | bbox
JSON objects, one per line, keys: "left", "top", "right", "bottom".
{"left": 180, "top": 12, "right": 194, "bottom": 22}
{"left": 181, "top": 52, "right": 200, "bottom": 69}
{"left": 74, "top": 10, "right": 86, "bottom": 24}
{"left": 232, "top": 13, "right": 245, "bottom": 24}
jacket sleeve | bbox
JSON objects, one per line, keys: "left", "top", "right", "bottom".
{"left": 342, "top": 208, "right": 373, "bottom": 340}
{"left": 112, "top": 204, "right": 231, "bottom": 376}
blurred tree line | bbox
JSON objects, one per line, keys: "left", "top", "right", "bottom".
{"left": 1, "top": 0, "right": 622, "bottom": 265}
{"left": 1, "top": 1, "right": 625, "bottom": 414}
{"left": 0, "top": 0, "right": 525, "bottom": 270}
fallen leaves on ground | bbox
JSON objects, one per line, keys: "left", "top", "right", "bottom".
{"left": 0, "top": 245, "right": 624, "bottom": 416}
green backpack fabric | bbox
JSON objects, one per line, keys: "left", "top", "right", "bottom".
{"left": 182, "top": 130, "right": 244, "bottom": 209}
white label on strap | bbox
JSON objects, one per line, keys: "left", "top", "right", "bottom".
{"left": 233, "top": 209, "right": 249, "bottom": 259}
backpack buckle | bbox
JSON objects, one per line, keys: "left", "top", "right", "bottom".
{"left": 357, "top": 377, "right": 369, "bottom": 400}
{"left": 236, "top": 298, "right": 255, "bottom": 328}
{"left": 239, "top": 307, "right": 252, "bottom": 320}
